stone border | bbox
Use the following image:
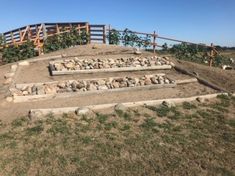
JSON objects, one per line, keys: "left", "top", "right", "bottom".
{"left": 12, "top": 77, "right": 198, "bottom": 103}
{"left": 50, "top": 64, "right": 172, "bottom": 76}
{"left": 13, "top": 83, "right": 176, "bottom": 103}
{"left": 29, "top": 93, "right": 227, "bottom": 119}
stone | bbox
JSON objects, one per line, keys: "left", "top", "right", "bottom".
{"left": 98, "top": 85, "right": 108, "bottom": 90}
{"left": 11, "top": 65, "right": 18, "bottom": 72}
{"left": 6, "top": 96, "right": 13, "bottom": 102}
{"left": 144, "top": 78, "right": 152, "bottom": 85}
{"left": 87, "top": 84, "right": 97, "bottom": 91}
{"left": 4, "top": 72, "right": 15, "bottom": 79}
{"left": 71, "top": 81, "right": 77, "bottom": 90}
{"left": 134, "top": 48, "right": 142, "bottom": 55}
{"left": 97, "top": 79, "right": 106, "bottom": 86}
{"left": 114, "top": 103, "right": 127, "bottom": 111}
{"left": 75, "top": 107, "right": 90, "bottom": 115}
{"left": 44, "top": 85, "right": 57, "bottom": 94}
{"left": 151, "top": 77, "right": 159, "bottom": 84}
{"left": 196, "top": 97, "right": 205, "bottom": 103}
{"left": 36, "top": 86, "right": 45, "bottom": 95}
{"left": 57, "top": 82, "right": 66, "bottom": 89}
{"left": 22, "top": 91, "right": 29, "bottom": 95}
{"left": 162, "top": 101, "right": 175, "bottom": 108}
{"left": 65, "top": 62, "right": 75, "bottom": 69}
{"left": 4, "top": 78, "right": 12, "bottom": 85}
{"left": 112, "top": 81, "right": 120, "bottom": 89}
{"left": 76, "top": 82, "right": 85, "bottom": 89}
{"left": 164, "top": 79, "right": 170, "bottom": 84}
{"left": 31, "top": 85, "right": 37, "bottom": 95}
{"left": 18, "top": 61, "right": 29, "bottom": 66}
{"left": 54, "top": 63, "right": 63, "bottom": 71}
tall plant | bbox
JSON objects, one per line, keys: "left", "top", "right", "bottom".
{"left": 108, "top": 29, "right": 120, "bottom": 45}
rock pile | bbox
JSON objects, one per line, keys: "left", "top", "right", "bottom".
{"left": 52, "top": 56, "right": 172, "bottom": 71}
{"left": 12, "top": 75, "right": 175, "bottom": 96}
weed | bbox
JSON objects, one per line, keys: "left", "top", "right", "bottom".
{"left": 121, "top": 124, "right": 130, "bottom": 131}
{"left": 115, "top": 110, "right": 131, "bottom": 121}
{"left": 105, "top": 121, "right": 118, "bottom": 130}
{"left": 81, "top": 136, "right": 92, "bottom": 144}
{"left": 97, "top": 113, "right": 108, "bottom": 124}
{"left": 11, "top": 117, "right": 28, "bottom": 128}
{"left": 26, "top": 124, "right": 44, "bottom": 136}
{"left": 141, "top": 118, "right": 157, "bottom": 130}
{"left": 47, "top": 119, "right": 70, "bottom": 136}
{"left": 182, "top": 102, "right": 197, "bottom": 110}
{"left": 226, "top": 119, "right": 235, "bottom": 128}
{"left": 146, "top": 105, "right": 171, "bottom": 117}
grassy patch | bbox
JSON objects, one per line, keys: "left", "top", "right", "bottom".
{"left": 182, "top": 102, "right": 197, "bottom": 110}
{"left": 0, "top": 98, "right": 234, "bottom": 175}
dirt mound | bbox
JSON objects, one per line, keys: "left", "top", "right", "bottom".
{"left": 173, "top": 59, "right": 235, "bottom": 93}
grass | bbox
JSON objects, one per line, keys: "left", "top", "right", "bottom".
{"left": 0, "top": 96, "right": 234, "bottom": 175}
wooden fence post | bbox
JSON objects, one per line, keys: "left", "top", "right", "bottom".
{"left": 209, "top": 43, "right": 214, "bottom": 67}
{"left": 153, "top": 31, "right": 156, "bottom": 54}
{"left": 103, "top": 25, "right": 106, "bottom": 44}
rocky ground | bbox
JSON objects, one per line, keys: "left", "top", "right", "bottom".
{"left": 12, "top": 74, "right": 174, "bottom": 96}
{"left": 51, "top": 56, "right": 172, "bottom": 71}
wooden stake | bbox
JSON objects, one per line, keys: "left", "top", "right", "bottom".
{"left": 153, "top": 31, "right": 156, "bottom": 54}
{"left": 209, "top": 43, "right": 214, "bottom": 67}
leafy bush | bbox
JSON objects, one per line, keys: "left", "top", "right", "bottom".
{"left": 2, "top": 41, "right": 36, "bottom": 63}
{"left": 44, "top": 28, "right": 89, "bottom": 53}
{"left": 108, "top": 29, "right": 121, "bottom": 45}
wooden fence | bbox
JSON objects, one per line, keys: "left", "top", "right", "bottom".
{"left": 0, "top": 22, "right": 106, "bottom": 54}
{"left": 0, "top": 22, "right": 218, "bottom": 66}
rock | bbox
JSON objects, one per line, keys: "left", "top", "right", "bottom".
{"left": 18, "top": 61, "right": 29, "bottom": 66}
{"left": 54, "top": 63, "right": 63, "bottom": 71}
{"left": 98, "top": 85, "right": 108, "bottom": 90}
{"left": 76, "top": 82, "right": 85, "bottom": 89}
{"left": 150, "top": 77, "right": 158, "bottom": 84}
{"left": 57, "top": 82, "right": 66, "bottom": 89}
{"left": 36, "top": 86, "right": 45, "bottom": 95}
{"left": 4, "top": 78, "right": 12, "bottom": 85}
{"left": 144, "top": 78, "right": 152, "bottom": 85}
{"left": 196, "top": 97, "right": 205, "bottom": 103}
{"left": 31, "top": 85, "right": 37, "bottom": 95}
{"left": 71, "top": 81, "right": 77, "bottom": 90}
{"left": 65, "top": 62, "right": 75, "bottom": 69}
{"left": 112, "top": 81, "right": 120, "bottom": 89}
{"left": 75, "top": 107, "right": 90, "bottom": 115}
{"left": 4, "top": 72, "right": 15, "bottom": 79}
{"left": 162, "top": 101, "right": 175, "bottom": 108}
{"left": 92, "top": 45, "right": 98, "bottom": 49}
{"left": 6, "top": 96, "right": 13, "bottom": 102}
{"left": 97, "top": 79, "right": 106, "bottom": 86}
{"left": 222, "top": 65, "right": 233, "bottom": 70}
{"left": 22, "top": 91, "right": 29, "bottom": 95}
{"left": 44, "top": 85, "right": 57, "bottom": 94}
{"left": 87, "top": 84, "right": 97, "bottom": 91}
{"left": 134, "top": 48, "right": 142, "bottom": 55}
{"left": 164, "top": 79, "right": 170, "bottom": 84}
{"left": 11, "top": 65, "right": 18, "bottom": 72}
{"left": 114, "top": 103, "right": 127, "bottom": 111}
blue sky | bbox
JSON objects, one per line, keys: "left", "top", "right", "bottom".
{"left": 1, "top": 0, "right": 234, "bottom": 46}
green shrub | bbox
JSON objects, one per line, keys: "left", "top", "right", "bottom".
{"left": 108, "top": 29, "right": 121, "bottom": 45}
{"left": 2, "top": 41, "right": 36, "bottom": 63}
{"left": 44, "top": 28, "right": 89, "bottom": 53}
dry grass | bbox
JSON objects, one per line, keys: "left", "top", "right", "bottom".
{"left": 0, "top": 95, "right": 234, "bottom": 176}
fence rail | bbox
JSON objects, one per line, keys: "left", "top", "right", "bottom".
{"left": 0, "top": 23, "right": 218, "bottom": 66}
